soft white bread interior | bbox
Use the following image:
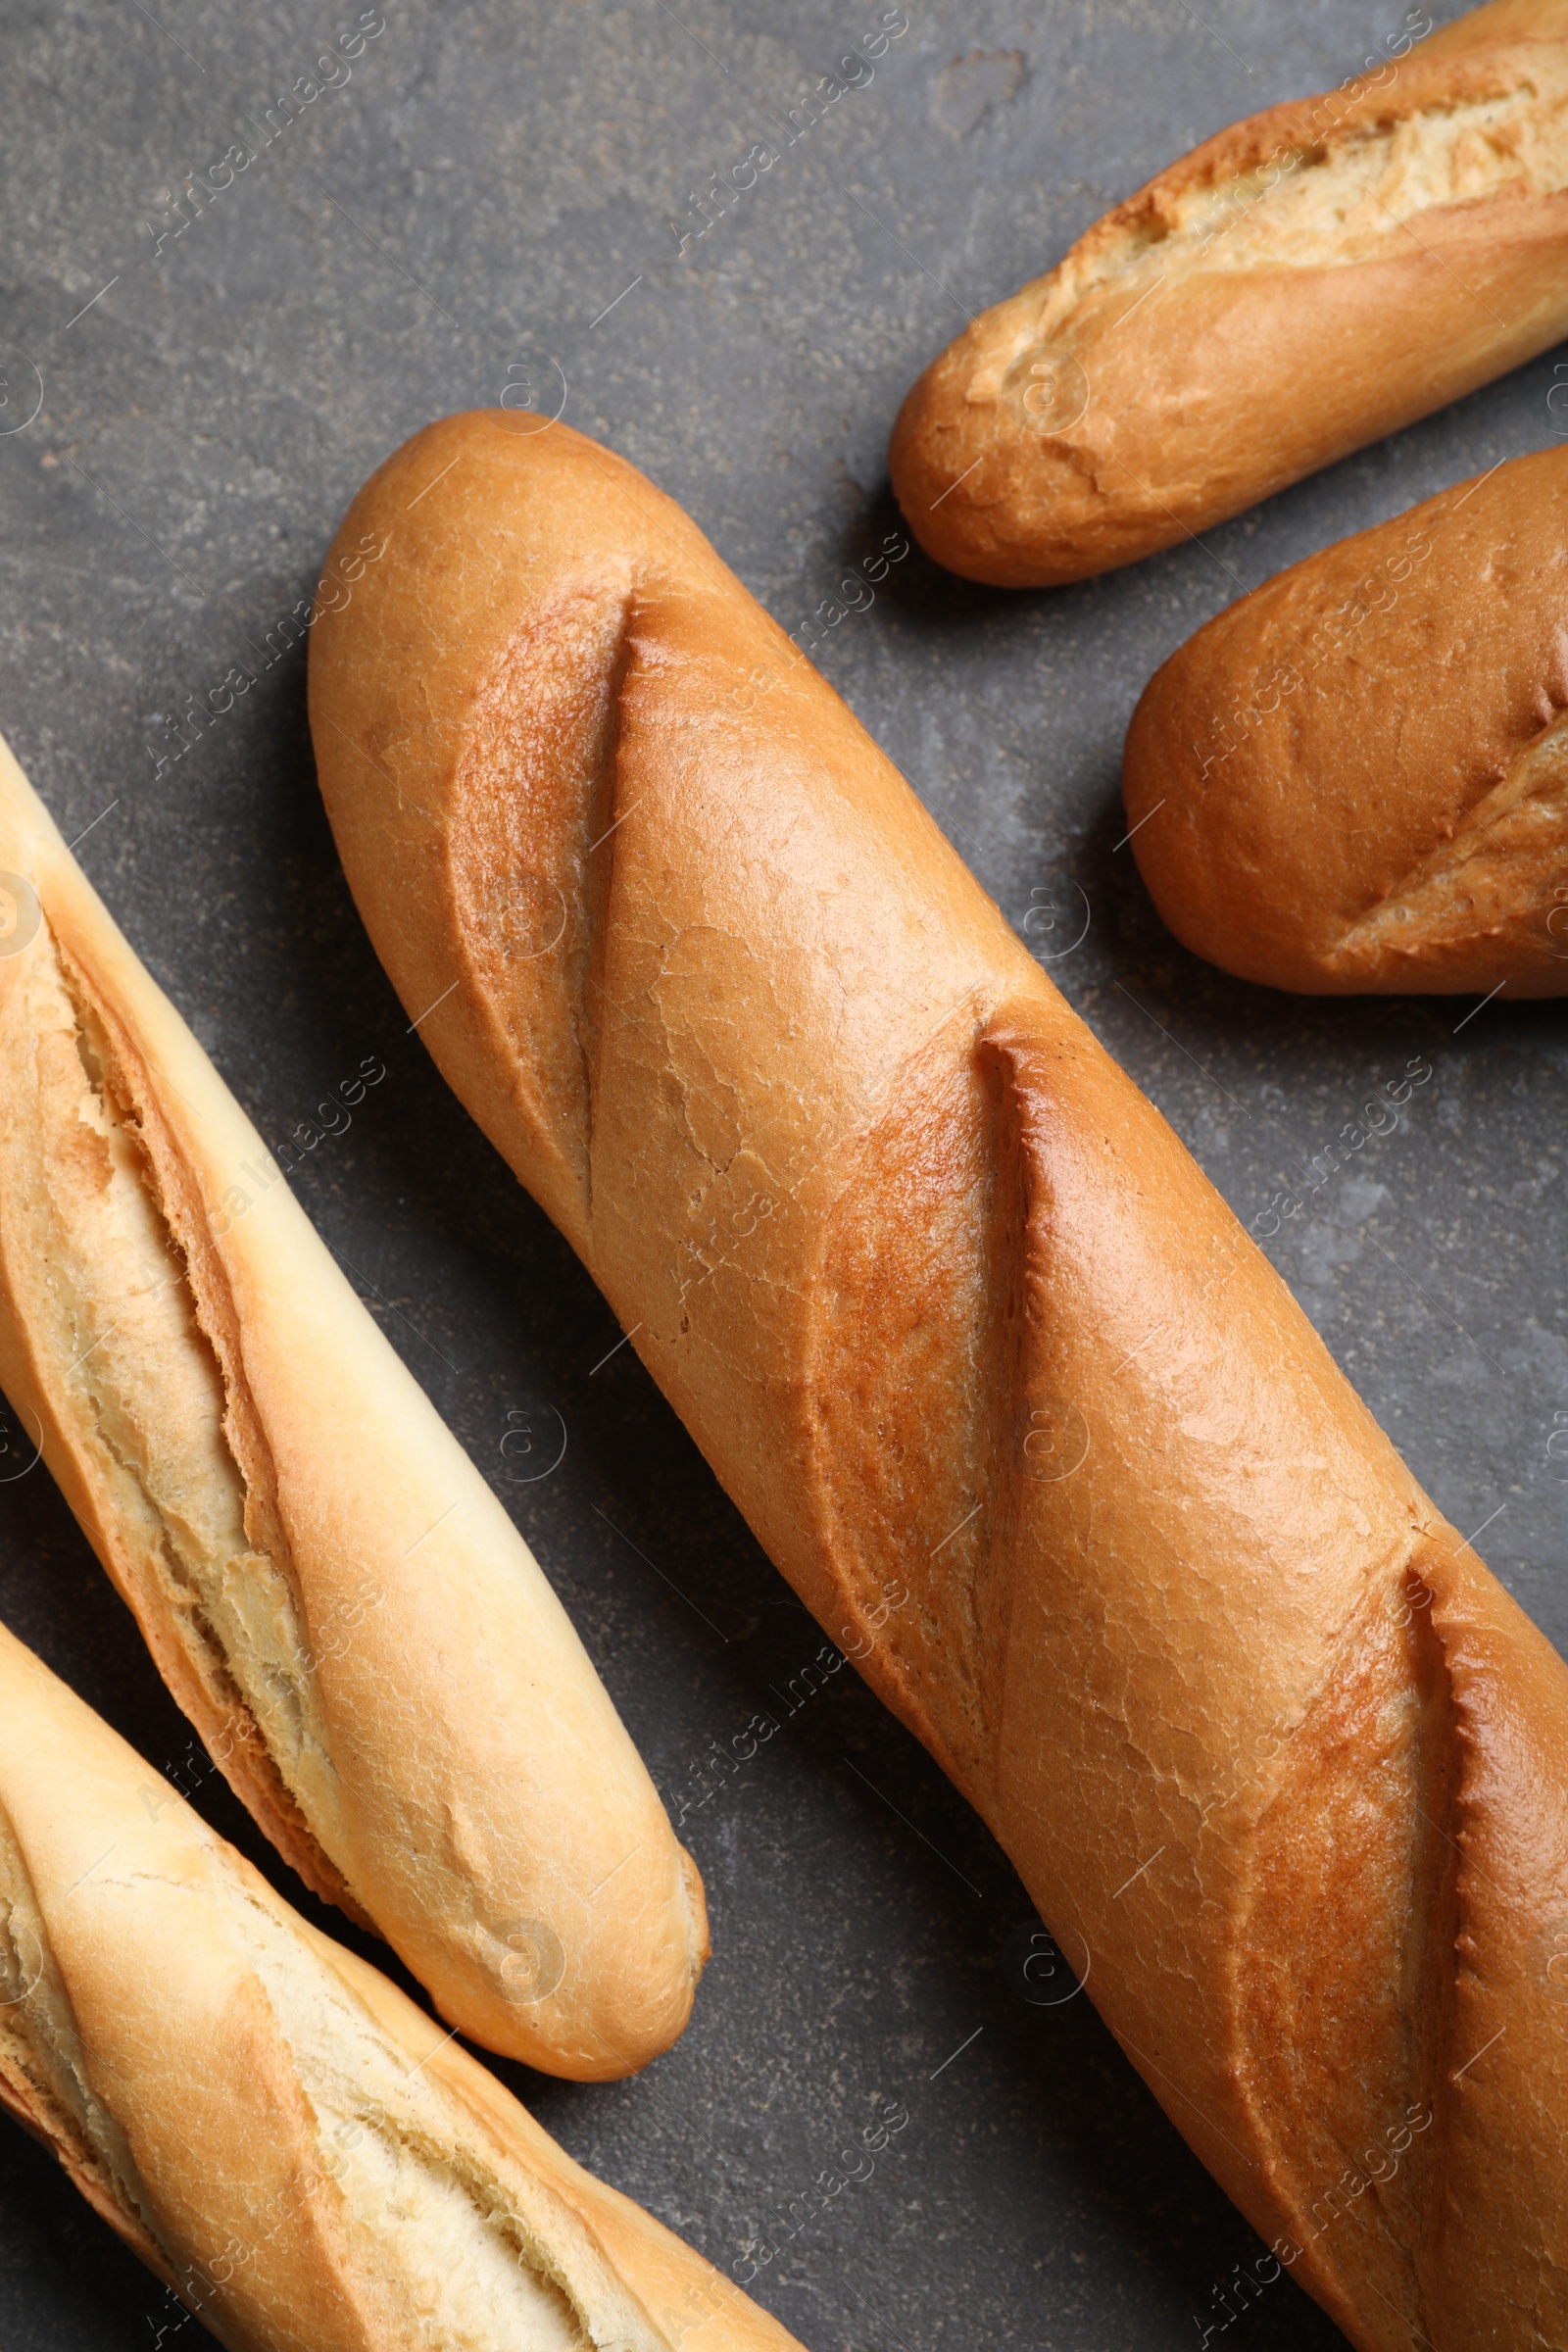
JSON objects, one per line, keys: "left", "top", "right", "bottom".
{"left": 0, "top": 733, "right": 706, "bottom": 2078}
{"left": 0, "top": 1618, "right": 793, "bottom": 2352}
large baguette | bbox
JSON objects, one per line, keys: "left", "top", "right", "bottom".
{"left": 0, "top": 734, "right": 705, "bottom": 2079}
{"left": 888, "top": 0, "right": 1568, "bottom": 586}
{"left": 1121, "top": 445, "right": 1568, "bottom": 994}
{"left": 311, "top": 412, "right": 1568, "bottom": 2352}
{"left": 0, "top": 1616, "right": 795, "bottom": 2352}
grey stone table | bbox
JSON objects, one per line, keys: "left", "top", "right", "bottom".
{"left": 1, "top": 4, "right": 1562, "bottom": 2347}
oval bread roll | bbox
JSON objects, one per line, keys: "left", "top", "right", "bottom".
{"left": 1122, "top": 444, "right": 1568, "bottom": 995}
{"left": 0, "top": 1617, "right": 794, "bottom": 2352}
{"left": 0, "top": 733, "right": 706, "bottom": 2079}
{"left": 888, "top": 0, "right": 1568, "bottom": 586}
{"left": 310, "top": 412, "right": 1568, "bottom": 2352}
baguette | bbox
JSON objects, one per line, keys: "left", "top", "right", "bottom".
{"left": 1121, "top": 444, "right": 1568, "bottom": 995}
{"left": 0, "top": 1616, "right": 795, "bottom": 2352}
{"left": 0, "top": 733, "right": 706, "bottom": 2079}
{"left": 888, "top": 0, "right": 1568, "bottom": 587}
{"left": 311, "top": 412, "right": 1568, "bottom": 2352}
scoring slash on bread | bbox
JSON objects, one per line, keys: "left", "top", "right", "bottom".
{"left": 0, "top": 732, "right": 706, "bottom": 2080}
{"left": 889, "top": 0, "right": 1568, "bottom": 587}
{"left": 311, "top": 413, "right": 1568, "bottom": 2352}
{"left": 0, "top": 1618, "right": 797, "bottom": 2352}
{"left": 1122, "top": 444, "right": 1568, "bottom": 996}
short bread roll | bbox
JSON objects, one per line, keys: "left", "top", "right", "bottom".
{"left": 310, "top": 413, "right": 1568, "bottom": 2352}
{"left": 1122, "top": 444, "right": 1568, "bottom": 995}
{"left": 889, "top": 0, "right": 1568, "bottom": 586}
{"left": 0, "top": 1618, "right": 794, "bottom": 2352}
{"left": 0, "top": 732, "right": 706, "bottom": 2079}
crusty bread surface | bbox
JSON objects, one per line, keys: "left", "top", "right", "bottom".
{"left": 310, "top": 412, "right": 1568, "bottom": 2352}
{"left": 889, "top": 0, "right": 1568, "bottom": 585}
{"left": 0, "top": 1618, "right": 793, "bottom": 2352}
{"left": 1122, "top": 444, "right": 1568, "bottom": 994}
{"left": 0, "top": 734, "right": 706, "bottom": 2079}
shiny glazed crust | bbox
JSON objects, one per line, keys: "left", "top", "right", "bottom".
{"left": 0, "top": 735, "right": 706, "bottom": 2079}
{"left": 0, "top": 1620, "right": 791, "bottom": 2352}
{"left": 888, "top": 0, "right": 1568, "bottom": 586}
{"left": 1122, "top": 445, "right": 1568, "bottom": 994}
{"left": 309, "top": 411, "right": 1568, "bottom": 2351}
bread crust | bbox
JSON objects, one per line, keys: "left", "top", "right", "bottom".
{"left": 311, "top": 411, "right": 1568, "bottom": 2349}
{"left": 1122, "top": 444, "right": 1568, "bottom": 994}
{"left": 0, "top": 736, "right": 707, "bottom": 2078}
{"left": 888, "top": 0, "right": 1568, "bottom": 585}
{"left": 0, "top": 1619, "right": 793, "bottom": 2352}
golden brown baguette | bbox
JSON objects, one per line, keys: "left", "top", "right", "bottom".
{"left": 0, "top": 732, "right": 706, "bottom": 2079}
{"left": 310, "top": 412, "right": 1568, "bottom": 2352}
{"left": 888, "top": 0, "right": 1568, "bottom": 586}
{"left": 0, "top": 1616, "right": 795, "bottom": 2352}
{"left": 1122, "top": 444, "right": 1568, "bottom": 995}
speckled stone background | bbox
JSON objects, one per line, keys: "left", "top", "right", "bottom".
{"left": 0, "top": 2, "right": 1563, "bottom": 2346}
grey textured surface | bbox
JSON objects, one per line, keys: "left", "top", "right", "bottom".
{"left": 0, "top": 3, "right": 1564, "bottom": 2347}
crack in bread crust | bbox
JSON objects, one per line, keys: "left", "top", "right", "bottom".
{"left": 1326, "top": 706, "right": 1568, "bottom": 975}
{"left": 0, "top": 1806, "right": 175, "bottom": 2281}
{"left": 0, "top": 920, "right": 368, "bottom": 1925}
{"left": 1030, "top": 71, "right": 1568, "bottom": 347}
{"left": 448, "top": 585, "right": 633, "bottom": 1248}
{"left": 1231, "top": 1563, "right": 1460, "bottom": 2346}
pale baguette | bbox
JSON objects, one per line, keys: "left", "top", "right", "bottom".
{"left": 0, "top": 1617, "right": 793, "bottom": 2352}
{"left": 0, "top": 733, "right": 705, "bottom": 2078}
{"left": 889, "top": 0, "right": 1568, "bottom": 586}
{"left": 311, "top": 413, "right": 1568, "bottom": 2351}
{"left": 1122, "top": 444, "right": 1568, "bottom": 994}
